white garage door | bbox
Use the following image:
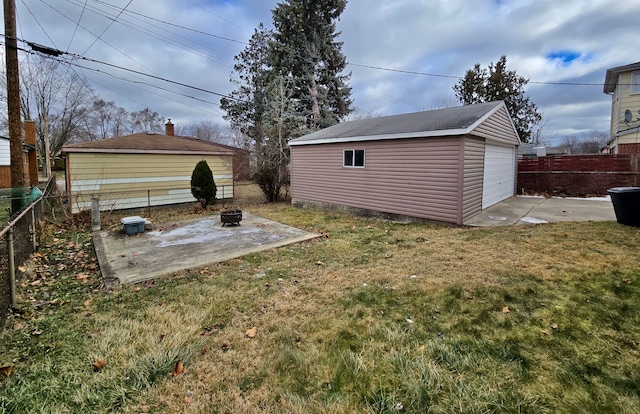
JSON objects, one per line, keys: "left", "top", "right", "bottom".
{"left": 482, "top": 145, "right": 515, "bottom": 209}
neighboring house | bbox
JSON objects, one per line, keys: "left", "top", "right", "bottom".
{"left": 0, "top": 120, "right": 39, "bottom": 189}
{"left": 61, "top": 121, "right": 235, "bottom": 213}
{"left": 288, "top": 101, "right": 520, "bottom": 226}
{"left": 603, "top": 61, "right": 640, "bottom": 154}
{"left": 518, "top": 143, "right": 567, "bottom": 158}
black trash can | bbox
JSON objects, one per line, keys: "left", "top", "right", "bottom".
{"left": 607, "top": 187, "right": 640, "bottom": 227}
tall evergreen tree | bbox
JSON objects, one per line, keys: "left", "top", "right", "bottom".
{"left": 270, "top": 0, "right": 352, "bottom": 130}
{"left": 453, "top": 55, "right": 541, "bottom": 142}
{"left": 220, "top": 24, "right": 273, "bottom": 147}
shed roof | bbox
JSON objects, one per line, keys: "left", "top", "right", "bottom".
{"left": 603, "top": 61, "right": 640, "bottom": 94}
{"left": 289, "top": 101, "right": 514, "bottom": 146}
{"left": 62, "top": 132, "right": 236, "bottom": 155}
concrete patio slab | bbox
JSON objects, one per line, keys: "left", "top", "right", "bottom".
{"left": 93, "top": 212, "right": 319, "bottom": 286}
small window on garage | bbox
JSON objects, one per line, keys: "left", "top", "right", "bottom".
{"left": 344, "top": 149, "right": 365, "bottom": 168}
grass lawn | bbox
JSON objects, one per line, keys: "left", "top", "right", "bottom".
{"left": 1, "top": 188, "right": 639, "bottom": 413}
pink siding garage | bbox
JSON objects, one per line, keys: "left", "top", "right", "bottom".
{"left": 289, "top": 102, "right": 520, "bottom": 225}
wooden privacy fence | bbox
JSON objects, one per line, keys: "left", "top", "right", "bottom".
{"left": 518, "top": 154, "right": 640, "bottom": 196}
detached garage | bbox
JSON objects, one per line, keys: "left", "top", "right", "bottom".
{"left": 288, "top": 101, "right": 520, "bottom": 225}
{"left": 62, "top": 122, "right": 235, "bottom": 213}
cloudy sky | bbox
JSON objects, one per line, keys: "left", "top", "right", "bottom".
{"left": 5, "top": 0, "right": 639, "bottom": 144}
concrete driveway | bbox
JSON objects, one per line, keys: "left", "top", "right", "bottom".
{"left": 93, "top": 212, "right": 318, "bottom": 286}
{"left": 465, "top": 195, "right": 617, "bottom": 227}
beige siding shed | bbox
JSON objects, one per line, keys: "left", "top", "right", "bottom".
{"left": 62, "top": 132, "right": 235, "bottom": 213}
{"left": 289, "top": 102, "right": 520, "bottom": 225}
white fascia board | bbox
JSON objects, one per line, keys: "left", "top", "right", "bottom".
{"left": 62, "top": 148, "right": 233, "bottom": 156}
{"left": 288, "top": 128, "right": 469, "bottom": 146}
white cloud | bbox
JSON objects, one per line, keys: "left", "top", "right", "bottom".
{"left": 5, "top": 0, "right": 636, "bottom": 144}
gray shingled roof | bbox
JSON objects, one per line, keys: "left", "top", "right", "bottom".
{"left": 62, "top": 132, "right": 235, "bottom": 155}
{"left": 289, "top": 101, "right": 505, "bottom": 146}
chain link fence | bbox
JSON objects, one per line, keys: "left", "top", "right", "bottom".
{"left": 0, "top": 179, "right": 268, "bottom": 328}
{"left": 0, "top": 178, "right": 56, "bottom": 329}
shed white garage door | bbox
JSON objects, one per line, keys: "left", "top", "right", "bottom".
{"left": 482, "top": 144, "right": 515, "bottom": 209}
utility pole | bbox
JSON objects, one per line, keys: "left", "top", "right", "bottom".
{"left": 4, "top": 0, "right": 25, "bottom": 214}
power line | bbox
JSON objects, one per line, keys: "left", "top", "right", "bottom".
{"left": 348, "top": 62, "right": 605, "bottom": 86}
{"left": 79, "top": 0, "right": 133, "bottom": 56}
{"left": 92, "top": 0, "right": 248, "bottom": 45}
{"left": 60, "top": 0, "right": 234, "bottom": 68}
{"left": 4, "top": 36, "right": 244, "bottom": 103}
{"left": 65, "top": 0, "right": 87, "bottom": 52}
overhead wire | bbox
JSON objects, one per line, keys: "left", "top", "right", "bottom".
{"left": 37, "top": 0, "right": 204, "bottom": 106}
{"left": 79, "top": 0, "right": 133, "bottom": 56}
{"left": 92, "top": 0, "right": 248, "bottom": 45}
{"left": 65, "top": 0, "right": 87, "bottom": 52}
{"left": 61, "top": 0, "right": 237, "bottom": 66}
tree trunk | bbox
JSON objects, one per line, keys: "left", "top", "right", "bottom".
{"left": 43, "top": 113, "right": 52, "bottom": 178}
{"left": 308, "top": 77, "right": 320, "bottom": 130}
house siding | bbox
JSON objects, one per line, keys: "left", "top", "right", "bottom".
{"left": 462, "top": 137, "right": 485, "bottom": 223}
{"left": 614, "top": 72, "right": 640, "bottom": 137}
{"left": 291, "top": 137, "right": 463, "bottom": 224}
{"left": 67, "top": 153, "right": 233, "bottom": 213}
{"left": 472, "top": 106, "right": 520, "bottom": 145}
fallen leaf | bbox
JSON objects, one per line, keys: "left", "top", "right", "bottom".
{"left": 0, "top": 365, "right": 13, "bottom": 376}
{"left": 18, "top": 265, "right": 26, "bottom": 273}
{"left": 172, "top": 360, "right": 184, "bottom": 376}
{"left": 550, "top": 323, "right": 558, "bottom": 330}
{"left": 184, "top": 396, "right": 192, "bottom": 404}
{"left": 31, "top": 330, "right": 42, "bottom": 336}
{"left": 245, "top": 327, "right": 257, "bottom": 338}
{"left": 76, "top": 273, "right": 89, "bottom": 281}
{"left": 140, "top": 405, "right": 149, "bottom": 413}
{"left": 541, "top": 330, "right": 549, "bottom": 335}
{"left": 93, "top": 359, "right": 107, "bottom": 372}
{"left": 84, "top": 299, "right": 92, "bottom": 307}
{"left": 502, "top": 306, "right": 510, "bottom": 314}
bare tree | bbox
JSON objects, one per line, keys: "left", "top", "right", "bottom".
{"left": 17, "top": 56, "right": 93, "bottom": 176}
{"left": 128, "top": 108, "right": 164, "bottom": 134}
{"left": 561, "top": 131, "right": 609, "bottom": 154}
{"left": 254, "top": 75, "right": 306, "bottom": 201}
{"left": 344, "top": 108, "right": 381, "bottom": 121}
{"left": 80, "top": 99, "right": 129, "bottom": 142}
{"left": 177, "top": 120, "right": 228, "bottom": 143}
{"left": 530, "top": 116, "right": 556, "bottom": 146}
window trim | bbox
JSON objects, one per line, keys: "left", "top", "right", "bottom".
{"left": 343, "top": 149, "right": 365, "bottom": 168}
{"left": 631, "top": 71, "right": 640, "bottom": 95}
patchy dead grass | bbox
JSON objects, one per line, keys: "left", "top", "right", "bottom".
{"left": 1, "top": 193, "right": 639, "bottom": 413}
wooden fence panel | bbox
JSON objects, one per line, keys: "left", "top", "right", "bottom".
{"left": 517, "top": 154, "right": 639, "bottom": 196}
{"left": 518, "top": 154, "right": 638, "bottom": 172}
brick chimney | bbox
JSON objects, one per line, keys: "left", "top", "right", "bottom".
{"left": 25, "top": 120, "right": 39, "bottom": 186}
{"left": 165, "top": 119, "right": 174, "bottom": 136}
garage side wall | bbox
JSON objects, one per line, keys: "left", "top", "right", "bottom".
{"left": 67, "top": 153, "right": 233, "bottom": 213}
{"left": 291, "top": 137, "right": 463, "bottom": 224}
{"left": 462, "top": 137, "right": 485, "bottom": 223}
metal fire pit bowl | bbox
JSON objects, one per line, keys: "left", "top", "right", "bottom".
{"left": 220, "top": 209, "right": 243, "bottom": 227}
